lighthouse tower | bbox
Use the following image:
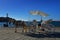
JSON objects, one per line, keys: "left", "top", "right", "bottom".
{"left": 6, "top": 13, "right": 8, "bottom": 17}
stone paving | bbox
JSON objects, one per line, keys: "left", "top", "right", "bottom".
{"left": 0, "top": 27, "right": 60, "bottom": 40}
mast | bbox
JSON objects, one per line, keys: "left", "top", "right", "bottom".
{"left": 40, "top": 16, "right": 43, "bottom": 23}
{"left": 6, "top": 13, "right": 8, "bottom": 27}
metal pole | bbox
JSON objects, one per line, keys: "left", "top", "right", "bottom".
{"left": 41, "top": 16, "right": 43, "bottom": 23}
{"left": 28, "top": 14, "right": 31, "bottom": 33}
{"left": 6, "top": 13, "right": 8, "bottom": 27}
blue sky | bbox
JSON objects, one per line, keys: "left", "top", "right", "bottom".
{"left": 0, "top": 0, "right": 60, "bottom": 21}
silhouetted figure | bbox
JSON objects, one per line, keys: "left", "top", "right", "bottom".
{"left": 13, "top": 21, "right": 18, "bottom": 33}
{"left": 22, "top": 21, "right": 27, "bottom": 33}
{"left": 31, "top": 20, "right": 37, "bottom": 33}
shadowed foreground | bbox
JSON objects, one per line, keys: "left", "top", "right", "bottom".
{"left": 26, "top": 32, "right": 60, "bottom": 38}
{"left": 0, "top": 27, "right": 60, "bottom": 40}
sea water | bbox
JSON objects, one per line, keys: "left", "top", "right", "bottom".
{"left": 0, "top": 21, "right": 60, "bottom": 27}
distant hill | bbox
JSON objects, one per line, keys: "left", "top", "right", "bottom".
{"left": 0, "top": 17, "right": 15, "bottom": 22}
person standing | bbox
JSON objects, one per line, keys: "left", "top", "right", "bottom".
{"left": 14, "top": 21, "right": 18, "bottom": 33}
{"left": 32, "top": 20, "right": 37, "bottom": 33}
{"left": 22, "top": 21, "right": 27, "bottom": 33}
